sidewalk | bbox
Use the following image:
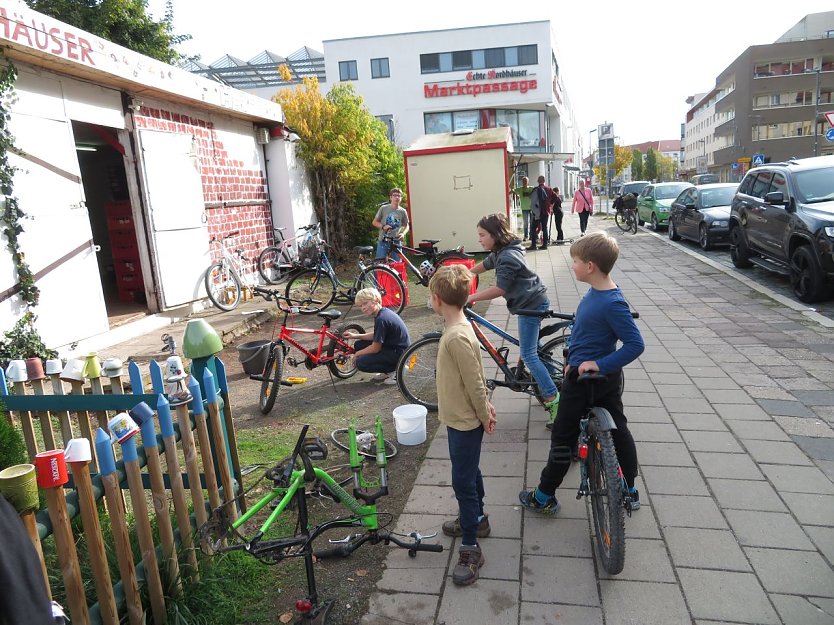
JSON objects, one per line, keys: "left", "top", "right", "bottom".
{"left": 359, "top": 215, "right": 834, "bottom": 625}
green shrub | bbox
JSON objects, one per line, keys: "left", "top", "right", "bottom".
{"left": 0, "top": 311, "right": 57, "bottom": 364}
{"left": 0, "top": 401, "right": 27, "bottom": 470}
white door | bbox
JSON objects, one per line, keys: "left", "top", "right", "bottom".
{"left": 138, "top": 130, "right": 210, "bottom": 308}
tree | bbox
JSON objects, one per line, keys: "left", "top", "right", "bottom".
{"left": 24, "top": 0, "right": 190, "bottom": 64}
{"left": 631, "top": 149, "right": 643, "bottom": 180}
{"left": 613, "top": 145, "right": 631, "bottom": 177}
{"left": 656, "top": 152, "right": 677, "bottom": 182}
{"left": 644, "top": 148, "right": 658, "bottom": 182}
{"left": 275, "top": 74, "right": 404, "bottom": 254}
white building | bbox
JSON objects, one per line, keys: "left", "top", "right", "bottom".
{"left": 683, "top": 90, "right": 734, "bottom": 177}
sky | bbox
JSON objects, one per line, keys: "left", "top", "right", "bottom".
{"left": 148, "top": 0, "right": 833, "bottom": 150}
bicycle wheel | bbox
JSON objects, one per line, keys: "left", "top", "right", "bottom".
{"left": 588, "top": 415, "right": 626, "bottom": 575}
{"left": 204, "top": 262, "right": 242, "bottom": 311}
{"left": 614, "top": 210, "right": 629, "bottom": 232}
{"left": 285, "top": 268, "right": 337, "bottom": 314}
{"left": 258, "top": 245, "right": 294, "bottom": 284}
{"left": 629, "top": 211, "right": 638, "bottom": 234}
{"left": 330, "top": 428, "right": 397, "bottom": 459}
{"left": 533, "top": 335, "right": 569, "bottom": 405}
{"left": 259, "top": 344, "right": 284, "bottom": 415}
{"left": 327, "top": 323, "right": 365, "bottom": 379}
{"left": 358, "top": 265, "right": 406, "bottom": 314}
{"left": 396, "top": 335, "right": 440, "bottom": 411}
{"left": 436, "top": 253, "right": 479, "bottom": 289}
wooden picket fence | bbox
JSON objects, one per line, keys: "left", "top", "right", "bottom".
{"left": 0, "top": 356, "right": 243, "bottom": 625}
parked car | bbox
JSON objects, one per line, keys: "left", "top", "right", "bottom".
{"left": 690, "top": 174, "right": 720, "bottom": 185}
{"left": 621, "top": 180, "right": 650, "bottom": 198}
{"left": 637, "top": 182, "right": 691, "bottom": 230}
{"left": 669, "top": 183, "right": 739, "bottom": 250}
{"left": 729, "top": 155, "right": 834, "bottom": 303}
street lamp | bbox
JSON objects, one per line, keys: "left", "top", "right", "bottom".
{"left": 810, "top": 66, "right": 821, "bottom": 157}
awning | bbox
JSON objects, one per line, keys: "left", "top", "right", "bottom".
{"left": 563, "top": 165, "right": 581, "bottom": 172}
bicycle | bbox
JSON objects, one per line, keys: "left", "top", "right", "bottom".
{"left": 283, "top": 239, "right": 407, "bottom": 316}
{"left": 204, "top": 230, "right": 253, "bottom": 311}
{"left": 257, "top": 224, "right": 319, "bottom": 284}
{"left": 198, "top": 420, "right": 443, "bottom": 624}
{"left": 614, "top": 206, "right": 639, "bottom": 235}
{"left": 375, "top": 235, "right": 478, "bottom": 288}
{"left": 331, "top": 426, "right": 397, "bottom": 459}
{"left": 395, "top": 305, "right": 571, "bottom": 411}
{"left": 250, "top": 288, "right": 365, "bottom": 414}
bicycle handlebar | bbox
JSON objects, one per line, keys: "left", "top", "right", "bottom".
{"left": 515, "top": 309, "right": 639, "bottom": 320}
{"left": 252, "top": 286, "right": 321, "bottom": 308}
{"left": 313, "top": 530, "right": 443, "bottom": 560}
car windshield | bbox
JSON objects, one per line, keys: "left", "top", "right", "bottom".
{"left": 795, "top": 167, "right": 834, "bottom": 204}
{"left": 655, "top": 184, "right": 689, "bottom": 200}
{"left": 700, "top": 187, "right": 737, "bottom": 208}
{"left": 623, "top": 183, "right": 648, "bottom": 195}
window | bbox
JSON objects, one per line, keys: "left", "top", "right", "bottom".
{"left": 485, "top": 48, "right": 505, "bottom": 68}
{"left": 376, "top": 115, "right": 394, "bottom": 141}
{"left": 472, "top": 49, "right": 485, "bottom": 69}
{"left": 750, "top": 171, "right": 773, "bottom": 198}
{"left": 518, "top": 45, "right": 538, "bottom": 65}
{"left": 452, "top": 50, "right": 471, "bottom": 70}
{"left": 339, "top": 60, "right": 357, "bottom": 81}
{"left": 439, "top": 52, "right": 452, "bottom": 72}
{"left": 425, "top": 112, "right": 452, "bottom": 134}
{"left": 420, "top": 45, "right": 538, "bottom": 73}
{"left": 420, "top": 53, "right": 440, "bottom": 73}
{"left": 453, "top": 111, "right": 479, "bottom": 131}
{"left": 371, "top": 58, "right": 389, "bottom": 79}
{"left": 770, "top": 172, "right": 787, "bottom": 201}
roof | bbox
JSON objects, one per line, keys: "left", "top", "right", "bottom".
{"left": 189, "top": 47, "right": 326, "bottom": 89}
{"left": 404, "top": 127, "right": 513, "bottom": 155}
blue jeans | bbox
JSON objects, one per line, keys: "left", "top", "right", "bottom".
{"left": 522, "top": 211, "right": 531, "bottom": 239}
{"left": 376, "top": 239, "right": 401, "bottom": 261}
{"left": 354, "top": 340, "right": 401, "bottom": 374}
{"left": 447, "top": 425, "right": 485, "bottom": 545}
{"left": 518, "top": 301, "right": 558, "bottom": 399}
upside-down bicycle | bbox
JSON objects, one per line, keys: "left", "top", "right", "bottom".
{"left": 198, "top": 420, "right": 442, "bottom": 624}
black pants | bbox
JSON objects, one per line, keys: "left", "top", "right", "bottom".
{"left": 538, "top": 369, "right": 638, "bottom": 495}
{"left": 551, "top": 209, "right": 564, "bottom": 241}
{"left": 354, "top": 340, "right": 402, "bottom": 374}
{"left": 578, "top": 210, "right": 590, "bottom": 233}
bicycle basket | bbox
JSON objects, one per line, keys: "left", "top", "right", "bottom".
{"left": 297, "top": 236, "right": 320, "bottom": 267}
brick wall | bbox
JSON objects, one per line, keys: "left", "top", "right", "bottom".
{"left": 134, "top": 106, "right": 273, "bottom": 276}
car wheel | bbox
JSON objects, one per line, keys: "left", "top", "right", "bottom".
{"left": 668, "top": 218, "right": 681, "bottom": 241}
{"left": 650, "top": 213, "right": 659, "bottom": 231}
{"left": 637, "top": 210, "right": 645, "bottom": 226}
{"left": 729, "top": 226, "right": 753, "bottom": 268}
{"left": 789, "top": 245, "right": 826, "bottom": 303}
{"left": 698, "top": 224, "right": 711, "bottom": 251}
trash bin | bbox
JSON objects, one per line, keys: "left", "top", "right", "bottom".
{"left": 237, "top": 340, "right": 271, "bottom": 375}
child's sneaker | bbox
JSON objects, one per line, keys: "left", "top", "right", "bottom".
{"left": 518, "top": 489, "right": 561, "bottom": 515}
{"left": 627, "top": 487, "right": 641, "bottom": 511}
{"left": 442, "top": 514, "right": 491, "bottom": 538}
{"left": 382, "top": 375, "right": 398, "bottom": 385}
{"left": 452, "top": 545, "right": 484, "bottom": 586}
{"left": 544, "top": 394, "right": 559, "bottom": 430}
{"left": 371, "top": 373, "right": 389, "bottom": 383}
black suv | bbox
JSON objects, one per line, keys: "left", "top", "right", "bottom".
{"left": 729, "top": 156, "right": 834, "bottom": 302}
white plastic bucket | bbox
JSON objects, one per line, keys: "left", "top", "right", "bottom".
{"left": 392, "top": 404, "right": 427, "bottom": 446}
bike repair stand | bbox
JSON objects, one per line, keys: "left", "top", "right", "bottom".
{"left": 293, "top": 484, "right": 334, "bottom": 624}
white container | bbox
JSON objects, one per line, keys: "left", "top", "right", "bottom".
{"left": 393, "top": 404, "right": 428, "bottom": 446}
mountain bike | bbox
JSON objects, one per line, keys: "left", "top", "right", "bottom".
{"left": 331, "top": 426, "right": 397, "bottom": 459}
{"left": 204, "top": 230, "right": 252, "bottom": 311}
{"left": 396, "top": 305, "right": 571, "bottom": 411}
{"left": 284, "top": 241, "right": 406, "bottom": 315}
{"left": 375, "top": 235, "right": 478, "bottom": 288}
{"left": 615, "top": 206, "right": 638, "bottom": 234}
{"left": 250, "top": 288, "right": 364, "bottom": 414}
{"left": 257, "top": 224, "right": 319, "bottom": 284}
{"left": 198, "top": 421, "right": 442, "bottom": 625}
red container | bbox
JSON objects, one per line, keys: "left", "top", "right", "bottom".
{"left": 104, "top": 201, "right": 133, "bottom": 218}
{"left": 440, "top": 258, "right": 478, "bottom": 294}
{"left": 34, "top": 449, "right": 68, "bottom": 488}
{"left": 377, "top": 261, "right": 409, "bottom": 307}
{"left": 110, "top": 231, "right": 137, "bottom": 249}
{"left": 112, "top": 244, "right": 140, "bottom": 261}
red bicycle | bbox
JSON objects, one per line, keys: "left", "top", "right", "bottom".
{"left": 251, "top": 287, "right": 365, "bottom": 414}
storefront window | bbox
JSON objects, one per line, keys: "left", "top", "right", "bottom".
{"left": 453, "top": 111, "right": 479, "bottom": 131}
{"left": 517, "top": 111, "right": 542, "bottom": 148}
{"left": 425, "top": 112, "right": 452, "bottom": 134}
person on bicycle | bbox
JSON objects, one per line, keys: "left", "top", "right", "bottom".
{"left": 372, "top": 188, "right": 409, "bottom": 261}
{"left": 469, "top": 213, "right": 560, "bottom": 427}
{"left": 341, "top": 287, "right": 410, "bottom": 384}
{"left": 519, "top": 232, "right": 644, "bottom": 514}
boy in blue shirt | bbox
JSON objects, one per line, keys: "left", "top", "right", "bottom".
{"left": 519, "top": 232, "right": 645, "bottom": 512}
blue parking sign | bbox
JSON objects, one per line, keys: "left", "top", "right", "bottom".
{"left": 752, "top": 154, "right": 765, "bottom": 167}
{"left": 826, "top": 128, "right": 834, "bottom": 142}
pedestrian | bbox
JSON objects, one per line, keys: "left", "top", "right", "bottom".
{"left": 469, "top": 213, "right": 560, "bottom": 428}
{"left": 519, "top": 232, "right": 644, "bottom": 514}
{"left": 571, "top": 179, "right": 594, "bottom": 236}
{"left": 372, "top": 187, "right": 409, "bottom": 260}
{"left": 429, "top": 264, "right": 497, "bottom": 586}
{"left": 550, "top": 186, "right": 564, "bottom": 243}
{"left": 528, "top": 176, "right": 552, "bottom": 251}
{"left": 341, "top": 287, "right": 410, "bottom": 384}
{"left": 512, "top": 176, "right": 534, "bottom": 241}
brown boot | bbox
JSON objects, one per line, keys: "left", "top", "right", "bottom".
{"left": 452, "top": 545, "right": 484, "bottom": 586}
{"left": 442, "top": 515, "right": 491, "bottom": 538}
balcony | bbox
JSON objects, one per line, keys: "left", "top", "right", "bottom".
{"left": 713, "top": 145, "right": 738, "bottom": 166}
{"left": 714, "top": 90, "right": 736, "bottom": 114}
{"left": 714, "top": 118, "right": 736, "bottom": 137}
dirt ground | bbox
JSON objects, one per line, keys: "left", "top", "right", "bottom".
{"left": 217, "top": 273, "right": 490, "bottom": 624}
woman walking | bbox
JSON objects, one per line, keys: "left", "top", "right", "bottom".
{"left": 571, "top": 179, "right": 594, "bottom": 236}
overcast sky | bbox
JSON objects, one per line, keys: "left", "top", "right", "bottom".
{"left": 149, "top": 1, "right": 832, "bottom": 149}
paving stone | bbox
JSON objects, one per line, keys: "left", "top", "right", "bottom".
{"left": 725, "top": 509, "right": 816, "bottom": 550}
{"left": 714, "top": 403, "right": 772, "bottom": 421}
{"left": 597, "top": 538, "right": 675, "bottom": 582}
{"left": 781, "top": 418, "right": 834, "bottom": 440}
{"left": 425, "top": 435, "right": 448, "bottom": 459}
{"left": 644, "top": 363, "right": 684, "bottom": 375}
{"left": 745, "top": 547, "right": 834, "bottom": 597}
{"left": 805, "top": 525, "right": 834, "bottom": 563}
{"left": 415, "top": 458, "right": 452, "bottom": 486}
{"left": 692, "top": 451, "right": 764, "bottom": 480}
{"left": 622, "top": 391, "right": 664, "bottom": 407}
{"left": 361, "top": 592, "right": 439, "bottom": 625}
{"left": 702, "top": 388, "right": 756, "bottom": 404}
{"left": 743, "top": 385, "right": 797, "bottom": 400}
{"left": 662, "top": 396, "right": 714, "bottom": 413}
{"left": 661, "top": 384, "right": 707, "bottom": 399}
{"left": 480, "top": 502, "right": 523, "bottom": 539}
{"left": 630, "top": 423, "right": 683, "bottom": 443}
{"left": 522, "top": 516, "right": 593, "bottom": 558}
{"left": 743, "top": 439, "right": 814, "bottom": 466}
{"left": 708, "top": 478, "right": 788, "bottom": 512}
{"left": 793, "top": 390, "right": 834, "bottom": 406}
{"left": 377, "top": 566, "right": 446, "bottom": 594}
{"left": 757, "top": 399, "right": 816, "bottom": 417}
{"left": 599, "top": 580, "right": 690, "bottom": 625}
{"left": 671, "top": 412, "right": 729, "bottom": 431}
{"left": 653, "top": 494, "right": 728, "bottom": 528}
{"left": 521, "top": 554, "right": 598, "bottom": 606}
{"left": 681, "top": 430, "right": 745, "bottom": 453}
{"left": 792, "top": 436, "right": 834, "bottom": 464}
{"left": 520, "top": 602, "right": 603, "bottom": 625}
{"left": 771, "top": 594, "right": 834, "bottom": 625}
{"left": 437, "top": 577, "right": 518, "bottom": 623}
{"left": 624, "top": 378, "right": 656, "bottom": 393}
{"left": 482, "top": 476, "right": 525, "bottom": 503}
{"left": 639, "top": 442, "right": 694, "bottom": 466}
{"left": 403, "top": 485, "right": 458, "bottom": 515}
{"left": 479, "top": 451, "right": 525, "bottom": 477}
{"left": 664, "top": 527, "right": 751, "bottom": 571}
{"left": 726, "top": 419, "right": 791, "bottom": 441}
{"left": 781, "top": 492, "right": 834, "bottom": 525}
{"left": 692, "top": 376, "right": 743, "bottom": 390}
{"left": 627, "top": 406, "right": 673, "bottom": 423}
{"left": 445, "top": 537, "right": 520, "bottom": 581}
{"left": 759, "top": 464, "right": 834, "bottom": 494}
{"left": 678, "top": 568, "right": 779, "bottom": 624}
{"left": 642, "top": 466, "right": 709, "bottom": 495}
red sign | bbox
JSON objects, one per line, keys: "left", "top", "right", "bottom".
{"left": 0, "top": 6, "right": 95, "bottom": 66}
{"left": 424, "top": 79, "right": 538, "bottom": 99}
{"left": 825, "top": 111, "right": 834, "bottom": 126}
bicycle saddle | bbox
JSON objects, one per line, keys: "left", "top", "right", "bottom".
{"left": 354, "top": 245, "right": 375, "bottom": 254}
{"left": 318, "top": 310, "right": 342, "bottom": 321}
{"left": 421, "top": 239, "right": 440, "bottom": 245}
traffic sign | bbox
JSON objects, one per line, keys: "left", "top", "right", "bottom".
{"left": 825, "top": 111, "right": 834, "bottom": 126}
{"left": 732, "top": 162, "right": 739, "bottom": 170}
{"left": 826, "top": 128, "right": 834, "bottom": 142}
{"left": 752, "top": 153, "right": 765, "bottom": 167}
